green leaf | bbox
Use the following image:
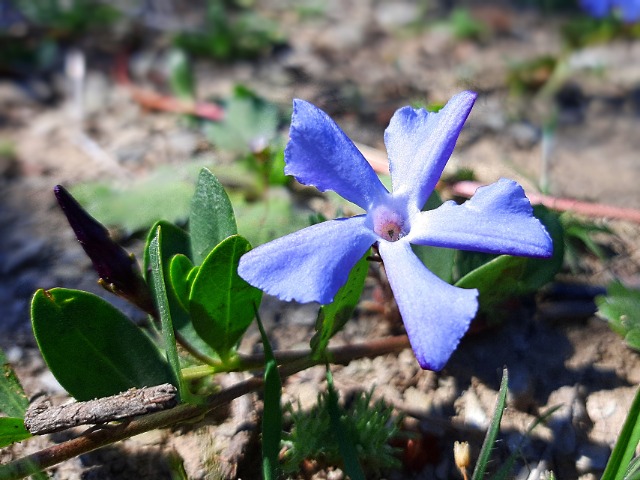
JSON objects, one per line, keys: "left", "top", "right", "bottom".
{"left": 31, "top": 288, "right": 173, "bottom": 401}
{"left": 311, "top": 252, "right": 368, "bottom": 359}
{"left": 257, "top": 310, "right": 282, "bottom": 480}
{"left": 149, "top": 227, "right": 190, "bottom": 402}
{"left": 169, "top": 254, "right": 198, "bottom": 312}
{"left": 190, "top": 168, "right": 238, "bottom": 266}
{"left": 601, "top": 385, "right": 640, "bottom": 480}
{"left": 204, "top": 90, "right": 279, "bottom": 154}
{"left": 70, "top": 164, "right": 205, "bottom": 234}
{"left": 520, "top": 206, "right": 564, "bottom": 291}
{"left": 189, "top": 235, "right": 262, "bottom": 360}
{"left": 597, "top": 282, "right": 640, "bottom": 352}
{"left": 167, "top": 48, "right": 195, "bottom": 101}
{"left": 0, "top": 417, "right": 31, "bottom": 448}
{"left": 413, "top": 244, "right": 456, "bottom": 283}
{"left": 232, "top": 187, "right": 312, "bottom": 246}
{"left": 143, "top": 221, "right": 218, "bottom": 361}
{"left": 456, "top": 255, "right": 528, "bottom": 312}
{"left": 472, "top": 368, "right": 509, "bottom": 480}
{"left": 326, "top": 369, "right": 366, "bottom": 480}
{"left": 413, "top": 190, "right": 456, "bottom": 283}
{"left": 0, "top": 348, "right": 28, "bottom": 417}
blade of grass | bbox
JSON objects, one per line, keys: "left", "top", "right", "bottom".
{"left": 472, "top": 368, "right": 509, "bottom": 480}
{"left": 601, "top": 385, "right": 640, "bottom": 480}
{"left": 256, "top": 307, "right": 282, "bottom": 480}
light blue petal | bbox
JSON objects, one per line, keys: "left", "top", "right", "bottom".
{"left": 285, "top": 100, "right": 389, "bottom": 211}
{"left": 617, "top": 0, "right": 640, "bottom": 21}
{"left": 238, "top": 216, "right": 377, "bottom": 304}
{"left": 408, "top": 179, "right": 553, "bottom": 257}
{"left": 384, "top": 91, "right": 476, "bottom": 211}
{"left": 379, "top": 241, "right": 478, "bottom": 371}
{"left": 580, "top": 0, "right": 612, "bottom": 17}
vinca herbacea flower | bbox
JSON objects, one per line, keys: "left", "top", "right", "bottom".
{"left": 238, "top": 91, "right": 553, "bottom": 371}
{"left": 580, "top": 0, "right": 640, "bottom": 22}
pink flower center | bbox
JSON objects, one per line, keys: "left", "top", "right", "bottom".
{"left": 372, "top": 205, "right": 407, "bottom": 242}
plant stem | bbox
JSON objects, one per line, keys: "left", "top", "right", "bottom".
{"left": 0, "top": 336, "right": 409, "bottom": 480}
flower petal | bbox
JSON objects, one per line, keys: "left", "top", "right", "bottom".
{"left": 408, "top": 179, "right": 553, "bottom": 258}
{"left": 379, "top": 241, "right": 478, "bottom": 370}
{"left": 384, "top": 91, "right": 476, "bottom": 211}
{"left": 285, "top": 99, "right": 389, "bottom": 211}
{"left": 580, "top": 0, "right": 611, "bottom": 17}
{"left": 238, "top": 216, "right": 377, "bottom": 304}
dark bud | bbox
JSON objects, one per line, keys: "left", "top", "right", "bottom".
{"left": 54, "top": 185, "right": 157, "bottom": 317}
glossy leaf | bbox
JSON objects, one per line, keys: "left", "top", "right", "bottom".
{"left": 149, "top": 227, "right": 189, "bottom": 401}
{"left": 31, "top": 288, "right": 172, "bottom": 401}
{"left": 0, "top": 418, "right": 31, "bottom": 448}
{"left": 456, "top": 255, "right": 528, "bottom": 311}
{"left": 257, "top": 311, "right": 282, "bottom": 480}
{"left": 311, "top": 252, "right": 368, "bottom": 359}
{"left": 472, "top": 368, "right": 508, "bottom": 480}
{"left": 413, "top": 190, "right": 456, "bottom": 282}
{"left": 189, "top": 235, "right": 262, "bottom": 360}
{"left": 0, "top": 348, "right": 28, "bottom": 417}
{"left": 169, "top": 254, "right": 198, "bottom": 312}
{"left": 143, "top": 221, "right": 217, "bottom": 360}
{"left": 190, "top": 168, "right": 237, "bottom": 266}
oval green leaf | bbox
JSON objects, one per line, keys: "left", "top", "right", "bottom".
{"left": 190, "top": 168, "right": 237, "bottom": 265}
{"left": 169, "top": 254, "right": 198, "bottom": 312}
{"left": 189, "top": 235, "right": 262, "bottom": 360}
{"left": 0, "top": 348, "right": 28, "bottom": 417}
{"left": 143, "top": 221, "right": 218, "bottom": 360}
{"left": 0, "top": 417, "right": 31, "bottom": 448}
{"left": 31, "top": 288, "right": 173, "bottom": 401}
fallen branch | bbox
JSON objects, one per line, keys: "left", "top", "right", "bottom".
{"left": 0, "top": 336, "right": 410, "bottom": 480}
{"left": 24, "top": 384, "right": 177, "bottom": 435}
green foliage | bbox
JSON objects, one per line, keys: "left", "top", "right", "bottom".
{"left": 190, "top": 167, "right": 238, "bottom": 266}
{"left": 311, "top": 253, "right": 369, "bottom": 359}
{"left": 231, "top": 188, "right": 313, "bottom": 246}
{"left": 0, "top": 418, "right": 31, "bottom": 448}
{"left": 472, "top": 368, "right": 509, "bottom": 480}
{"left": 168, "top": 49, "right": 196, "bottom": 102}
{"left": 31, "top": 288, "right": 173, "bottom": 401}
{"left": 596, "top": 281, "right": 640, "bottom": 352}
{"left": 433, "top": 8, "right": 490, "bottom": 41}
{"left": 562, "top": 214, "right": 612, "bottom": 271}
{"left": 149, "top": 227, "right": 191, "bottom": 402}
{"left": 325, "top": 370, "right": 365, "bottom": 480}
{"left": 71, "top": 164, "right": 204, "bottom": 234}
{"left": 562, "top": 16, "right": 640, "bottom": 48}
{"left": 14, "top": 0, "right": 120, "bottom": 37}
{"left": 0, "top": 349, "right": 28, "bottom": 418}
{"left": 173, "top": 1, "right": 285, "bottom": 60}
{"left": 506, "top": 56, "right": 558, "bottom": 96}
{"left": 282, "top": 389, "right": 402, "bottom": 476}
{"left": 189, "top": 235, "right": 262, "bottom": 361}
{"left": 257, "top": 312, "right": 282, "bottom": 480}
{"left": 601, "top": 385, "right": 640, "bottom": 480}
{"left": 205, "top": 87, "right": 280, "bottom": 155}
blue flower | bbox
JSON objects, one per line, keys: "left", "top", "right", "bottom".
{"left": 580, "top": 0, "right": 640, "bottom": 22}
{"left": 238, "top": 91, "right": 553, "bottom": 371}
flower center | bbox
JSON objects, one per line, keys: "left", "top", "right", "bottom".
{"left": 372, "top": 205, "right": 407, "bottom": 242}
